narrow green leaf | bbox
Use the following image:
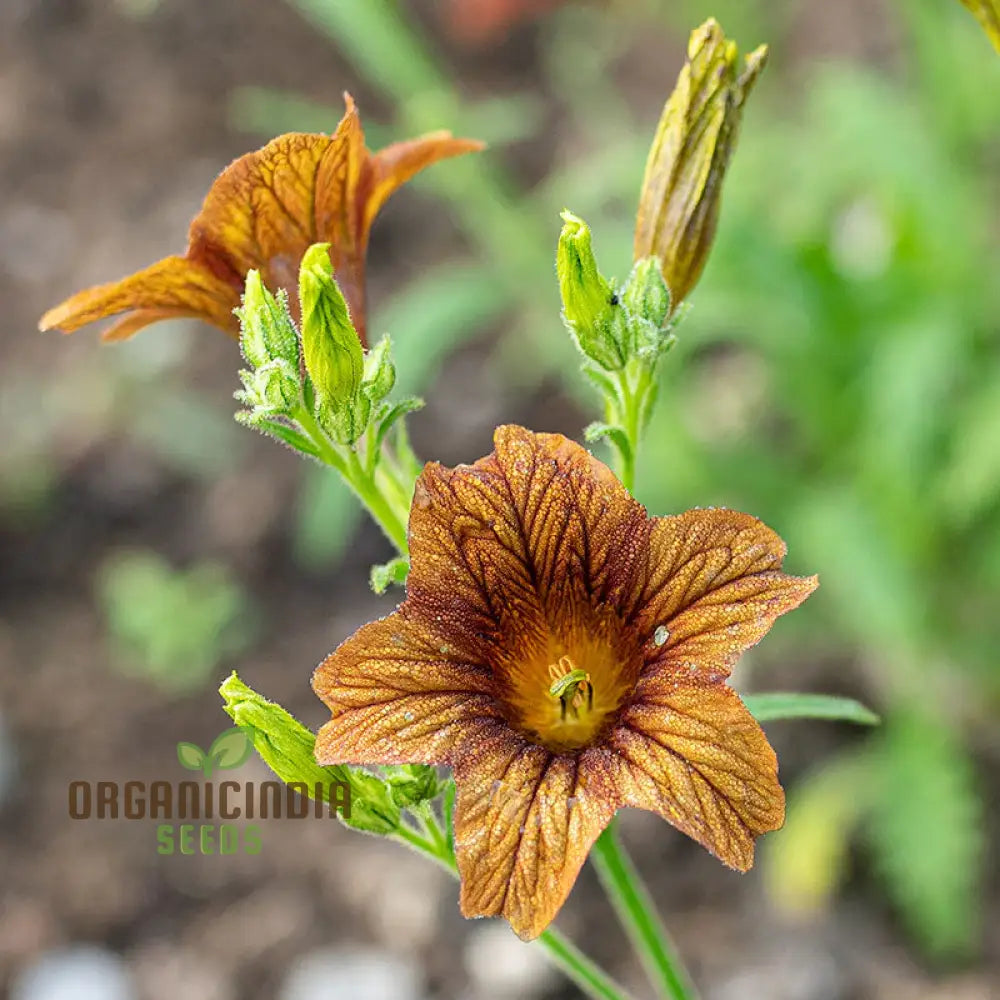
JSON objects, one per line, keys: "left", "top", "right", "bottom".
{"left": 744, "top": 692, "right": 880, "bottom": 725}
{"left": 373, "top": 397, "right": 424, "bottom": 454}
{"left": 252, "top": 418, "right": 321, "bottom": 458}
{"left": 370, "top": 556, "right": 410, "bottom": 595}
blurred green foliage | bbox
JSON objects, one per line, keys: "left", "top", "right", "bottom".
{"left": 98, "top": 550, "right": 253, "bottom": 694}
{"left": 228, "top": 0, "right": 999, "bottom": 960}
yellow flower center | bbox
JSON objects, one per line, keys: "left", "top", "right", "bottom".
{"left": 498, "top": 608, "right": 638, "bottom": 753}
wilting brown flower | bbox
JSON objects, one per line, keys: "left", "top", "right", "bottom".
{"left": 39, "top": 95, "right": 482, "bottom": 347}
{"left": 634, "top": 19, "right": 767, "bottom": 310}
{"left": 313, "top": 425, "right": 817, "bottom": 939}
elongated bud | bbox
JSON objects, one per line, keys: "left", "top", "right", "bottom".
{"left": 237, "top": 270, "right": 299, "bottom": 369}
{"left": 959, "top": 0, "right": 1000, "bottom": 51}
{"left": 299, "top": 243, "right": 365, "bottom": 411}
{"left": 220, "top": 672, "right": 400, "bottom": 836}
{"left": 557, "top": 211, "right": 627, "bottom": 370}
{"left": 635, "top": 18, "right": 767, "bottom": 309}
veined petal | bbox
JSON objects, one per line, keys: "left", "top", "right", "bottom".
{"left": 406, "top": 424, "right": 649, "bottom": 656}
{"left": 313, "top": 609, "right": 501, "bottom": 766}
{"left": 453, "top": 738, "right": 619, "bottom": 940}
{"left": 609, "top": 684, "right": 783, "bottom": 870}
{"left": 38, "top": 256, "right": 240, "bottom": 338}
{"left": 633, "top": 508, "right": 817, "bottom": 681}
{"left": 190, "top": 131, "right": 334, "bottom": 287}
{"left": 364, "top": 131, "right": 486, "bottom": 234}
{"left": 40, "top": 94, "right": 484, "bottom": 346}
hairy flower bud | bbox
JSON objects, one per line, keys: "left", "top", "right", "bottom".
{"left": 221, "top": 672, "right": 400, "bottom": 836}
{"left": 300, "top": 244, "right": 364, "bottom": 401}
{"left": 237, "top": 270, "right": 300, "bottom": 369}
{"left": 634, "top": 18, "right": 767, "bottom": 309}
{"left": 557, "top": 211, "right": 627, "bottom": 370}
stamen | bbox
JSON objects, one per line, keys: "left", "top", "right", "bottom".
{"left": 548, "top": 655, "right": 593, "bottom": 721}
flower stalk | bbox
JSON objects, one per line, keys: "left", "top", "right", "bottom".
{"left": 592, "top": 822, "right": 698, "bottom": 1000}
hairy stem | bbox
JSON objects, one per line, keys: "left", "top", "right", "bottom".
{"left": 591, "top": 822, "right": 699, "bottom": 1000}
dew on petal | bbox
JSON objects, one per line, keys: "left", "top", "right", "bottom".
{"left": 653, "top": 625, "right": 670, "bottom": 646}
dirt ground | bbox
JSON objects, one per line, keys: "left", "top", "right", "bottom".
{"left": 0, "top": 1, "right": 997, "bottom": 998}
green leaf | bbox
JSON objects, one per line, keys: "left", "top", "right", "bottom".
{"left": 373, "top": 397, "right": 424, "bottom": 455}
{"left": 744, "top": 692, "right": 880, "bottom": 726}
{"left": 370, "top": 557, "right": 410, "bottom": 595}
{"left": 208, "top": 726, "right": 255, "bottom": 772}
{"left": 249, "top": 417, "right": 321, "bottom": 458}
{"left": 176, "top": 742, "right": 206, "bottom": 771}
{"left": 584, "top": 422, "right": 633, "bottom": 464}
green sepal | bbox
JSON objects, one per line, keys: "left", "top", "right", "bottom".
{"left": 362, "top": 334, "right": 397, "bottom": 404}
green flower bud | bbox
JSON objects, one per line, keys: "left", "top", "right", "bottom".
{"left": 557, "top": 211, "right": 627, "bottom": 370}
{"left": 622, "top": 257, "right": 671, "bottom": 330}
{"left": 363, "top": 334, "right": 397, "bottom": 404}
{"left": 238, "top": 359, "right": 300, "bottom": 415}
{"left": 959, "top": 0, "right": 1000, "bottom": 51}
{"left": 634, "top": 19, "right": 767, "bottom": 309}
{"left": 237, "top": 270, "right": 299, "bottom": 369}
{"left": 383, "top": 764, "right": 439, "bottom": 808}
{"left": 299, "top": 242, "right": 364, "bottom": 414}
{"left": 220, "top": 672, "right": 400, "bottom": 836}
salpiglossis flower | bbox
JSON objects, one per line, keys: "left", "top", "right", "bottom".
{"left": 313, "top": 425, "right": 817, "bottom": 940}
{"left": 39, "top": 95, "right": 483, "bottom": 347}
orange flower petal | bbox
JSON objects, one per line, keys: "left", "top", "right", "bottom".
{"left": 453, "top": 738, "right": 619, "bottom": 940}
{"left": 406, "top": 424, "right": 648, "bottom": 654}
{"left": 38, "top": 256, "right": 240, "bottom": 338}
{"left": 313, "top": 609, "right": 501, "bottom": 766}
{"left": 40, "top": 94, "right": 484, "bottom": 346}
{"left": 363, "top": 131, "right": 486, "bottom": 234}
{"left": 633, "top": 508, "right": 818, "bottom": 682}
{"left": 609, "top": 684, "right": 784, "bottom": 870}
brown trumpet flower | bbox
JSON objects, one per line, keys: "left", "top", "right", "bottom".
{"left": 313, "top": 425, "right": 817, "bottom": 940}
{"left": 39, "top": 95, "right": 483, "bottom": 347}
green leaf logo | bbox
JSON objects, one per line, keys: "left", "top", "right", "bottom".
{"left": 177, "top": 741, "right": 207, "bottom": 773}
{"left": 176, "top": 727, "right": 254, "bottom": 778}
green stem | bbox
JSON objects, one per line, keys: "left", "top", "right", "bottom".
{"left": 609, "top": 361, "right": 652, "bottom": 494}
{"left": 297, "top": 408, "right": 410, "bottom": 556}
{"left": 591, "top": 822, "right": 698, "bottom": 1000}
{"left": 400, "top": 810, "right": 636, "bottom": 1000}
